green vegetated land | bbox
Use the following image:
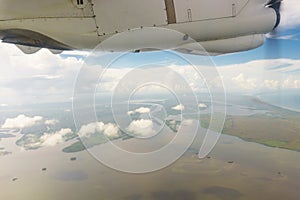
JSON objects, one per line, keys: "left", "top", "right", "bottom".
{"left": 165, "top": 120, "right": 181, "bottom": 133}
{"left": 63, "top": 131, "right": 133, "bottom": 153}
{"left": 201, "top": 100, "right": 300, "bottom": 152}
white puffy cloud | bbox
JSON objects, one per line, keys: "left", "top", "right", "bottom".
{"left": 78, "top": 122, "right": 119, "bottom": 139}
{"left": 199, "top": 103, "right": 208, "bottom": 108}
{"left": 232, "top": 73, "right": 257, "bottom": 90}
{"left": 102, "top": 123, "right": 120, "bottom": 138}
{"left": 127, "top": 107, "right": 151, "bottom": 115}
{"left": 127, "top": 111, "right": 135, "bottom": 115}
{"left": 215, "top": 59, "right": 300, "bottom": 92}
{"left": 45, "top": 119, "right": 59, "bottom": 125}
{"left": 0, "top": 44, "right": 83, "bottom": 105}
{"left": 77, "top": 123, "right": 99, "bottom": 137}
{"left": 1, "top": 115, "right": 43, "bottom": 129}
{"left": 172, "top": 104, "right": 185, "bottom": 111}
{"left": 41, "top": 128, "right": 73, "bottom": 147}
{"left": 135, "top": 107, "right": 151, "bottom": 114}
{"left": 280, "top": 0, "right": 300, "bottom": 30}
{"left": 126, "top": 119, "right": 155, "bottom": 137}
{"left": 263, "top": 80, "right": 280, "bottom": 90}
{"left": 282, "top": 76, "right": 300, "bottom": 89}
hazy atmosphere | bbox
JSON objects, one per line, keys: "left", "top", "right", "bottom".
{"left": 0, "top": 0, "right": 300, "bottom": 200}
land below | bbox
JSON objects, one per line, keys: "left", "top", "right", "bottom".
{"left": 201, "top": 98, "right": 300, "bottom": 152}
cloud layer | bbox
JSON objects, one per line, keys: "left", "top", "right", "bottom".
{"left": 217, "top": 59, "right": 300, "bottom": 91}
{"left": 0, "top": 40, "right": 299, "bottom": 107}
{"left": 0, "top": 44, "right": 83, "bottom": 105}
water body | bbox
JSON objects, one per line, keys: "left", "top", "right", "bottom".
{"left": 0, "top": 129, "right": 23, "bottom": 154}
{"left": 0, "top": 99, "right": 299, "bottom": 200}
{"left": 0, "top": 129, "right": 300, "bottom": 200}
{"left": 259, "top": 91, "right": 300, "bottom": 112}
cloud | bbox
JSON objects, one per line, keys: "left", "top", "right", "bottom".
{"left": 0, "top": 40, "right": 300, "bottom": 106}
{"left": 232, "top": 73, "right": 257, "bottom": 90}
{"left": 282, "top": 76, "right": 300, "bottom": 89}
{"left": 263, "top": 80, "right": 280, "bottom": 90}
{"left": 1, "top": 115, "right": 43, "bottom": 129}
{"left": 102, "top": 123, "right": 120, "bottom": 138}
{"left": 45, "top": 119, "right": 59, "bottom": 125}
{"left": 126, "top": 119, "right": 155, "bottom": 137}
{"left": 31, "top": 75, "right": 63, "bottom": 80}
{"left": 77, "top": 123, "right": 99, "bottom": 138}
{"left": 267, "top": 34, "right": 299, "bottom": 41}
{"left": 135, "top": 107, "right": 151, "bottom": 114}
{"left": 280, "top": 0, "right": 300, "bottom": 30}
{"left": 78, "top": 122, "right": 119, "bottom": 139}
{"left": 127, "top": 107, "right": 151, "bottom": 115}
{"left": 41, "top": 128, "right": 73, "bottom": 147}
{"left": 96, "top": 65, "right": 208, "bottom": 95}
{"left": 61, "top": 50, "right": 90, "bottom": 57}
{"left": 214, "top": 59, "right": 300, "bottom": 92}
{"left": 0, "top": 44, "right": 83, "bottom": 105}
{"left": 172, "top": 104, "right": 185, "bottom": 111}
{"left": 199, "top": 103, "right": 208, "bottom": 108}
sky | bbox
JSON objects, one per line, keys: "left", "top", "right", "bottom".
{"left": 0, "top": 0, "right": 299, "bottom": 106}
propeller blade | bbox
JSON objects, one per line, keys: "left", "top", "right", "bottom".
{"left": 266, "top": 0, "right": 283, "bottom": 7}
{"left": 267, "top": 0, "right": 282, "bottom": 30}
{"left": 264, "top": 1, "right": 283, "bottom": 59}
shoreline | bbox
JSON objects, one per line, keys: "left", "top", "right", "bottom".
{"left": 257, "top": 95, "right": 300, "bottom": 113}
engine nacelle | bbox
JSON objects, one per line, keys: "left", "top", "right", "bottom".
{"left": 0, "top": 0, "right": 280, "bottom": 55}
{"left": 177, "top": 34, "right": 266, "bottom": 56}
